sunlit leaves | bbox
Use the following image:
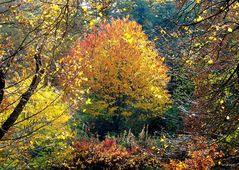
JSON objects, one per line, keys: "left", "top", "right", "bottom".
{"left": 179, "top": 0, "right": 239, "bottom": 141}
{"left": 227, "top": 27, "right": 233, "bottom": 33}
{"left": 195, "top": 0, "right": 201, "bottom": 4}
{"left": 207, "top": 59, "right": 213, "bottom": 65}
{"left": 194, "top": 16, "right": 204, "bottom": 22}
{"left": 69, "top": 139, "right": 161, "bottom": 169}
{"left": 0, "top": 80, "right": 73, "bottom": 168}
{"left": 60, "top": 18, "right": 170, "bottom": 118}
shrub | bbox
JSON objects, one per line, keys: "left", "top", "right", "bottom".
{"left": 163, "top": 137, "right": 224, "bottom": 170}
{"left": 66, "top": 139, "right": 162, "bottom": 170}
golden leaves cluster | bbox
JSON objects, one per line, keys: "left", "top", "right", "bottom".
{"left": 60, "top": 18, "right": 170, "bottom": 117}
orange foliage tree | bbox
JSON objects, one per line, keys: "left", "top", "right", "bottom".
{"left": 60, "top": 18, "right": 170, "bottom": 131}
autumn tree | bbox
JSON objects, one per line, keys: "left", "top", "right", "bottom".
{"left": 60, "top": 18, "right": 170, "bottom": 135}
{"left": 0, "top": 0, "right": 129, "bottom": 168}
{"left": 172, "top": 0, "right": 239, "bottom": 167}
{"left": 107, "top": 0, "right": 190, "bottom": 133}
{"left": 175, "top": 0, "right": 239, "bottom": 135}
{"left": 0, "top": 0, "right": 113, "bottom": 168}
{"left": 0, "top": 0, "right": 113, "bottom": 140}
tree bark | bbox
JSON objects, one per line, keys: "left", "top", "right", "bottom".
{"left": 0, "top": 69, "right": 5, "bottom": 105}
{"left": 0, "top": 54, "right": 44, "bottom": 140}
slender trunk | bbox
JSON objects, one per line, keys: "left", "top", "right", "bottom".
{"left": 0, "top": 54, "right": 44, "bottom": 140}
{"left": 0, "top": 69, "right": 5, "bottom": 105}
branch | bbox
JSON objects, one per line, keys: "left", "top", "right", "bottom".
{"left": 0, "top": 69, "right": 5, "bottom": 105}
{"left": 0, "top": 0, "right": 16, "bottom": 5}
{"left": 0, "top": 53, "right": 44, "bottom": 140}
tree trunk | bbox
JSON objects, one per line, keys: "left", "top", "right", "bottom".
{"left": 0, "top": 69, "right": 5, "bottom": 105}
{"left": 0, "top": 54, "right": 44, "bottom": 140}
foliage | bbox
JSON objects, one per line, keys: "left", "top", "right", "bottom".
{"left": 0, "top": 80, "right": 73, "bottom": 169}
{"left": 0, "top": 0, "right": 238, "bottom": 169}
{"left": 60, "top": 18, "right": 170, "bottom": 112}
{"left": 72, "top": 110, "right": 177, "bottom": 139}
{"left": 109, "top": 0, "right": 178, "bottom": 43}
{"left": 164, "top": 106, "right": 183, "bottom": 134}
{"left": 0, "top": 0, "right": 106, "bottom": 168}
{"left": 0, "top": 0, "right": 106, "bottom": 140}
{"left": 177, "top": 0, "right": 239, "bottom": 136}
{"left": 63, "top": 135, "right": 224, "bottom": 170}
{"left": 60, "top": 18, "right": 170, "bottom": 135}
{"left": 163, "top": 137, "right": 224, "bottom": 170}
{"left": 108, "top": 0, "right": 191, "bottom": 134}
{"left": 66, "top": 139, "right": 162, "bottom": 170}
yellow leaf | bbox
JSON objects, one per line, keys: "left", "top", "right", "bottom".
{"left": 124, "top": 32, "right": 131, "bottom": 39}
{"left": 82, "top": 7, "right": 88, "bottom": 12}
{"left": 219, "top": 100, "right": 224, "bottom": 104}
{"left": 209, "top": 36, "right": 216, "bottom": 41}
{"left": 52, "top": 5, "right": 60, "bottom": 11}
{"left": 228, "top": 28, "right": 233, "bottom": 32}
{"left": 86, "top": 98, "right": 92, "bottom": 105}
{"left": 186, "top": 59, "right": 193, "bottom": 65}
{"left": 194, "top": 16, "right": 204, "bottom": 22}
{"left": 89, "top": 19, "right": 96, "bottom": 27}
{"left": 195, "top": 0, "right": 200, "bottom": 3}
{"left": 194, "top": 43, "right": 201, "bottom": 47}
{"left": 96, "top": 5, "right": 102, "bottom": 11}
{"left": 208, "top": 59, "right": 213, "bottom": 64}
{"left": 182, "top": 26, "right": 189, "bottom": 31}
